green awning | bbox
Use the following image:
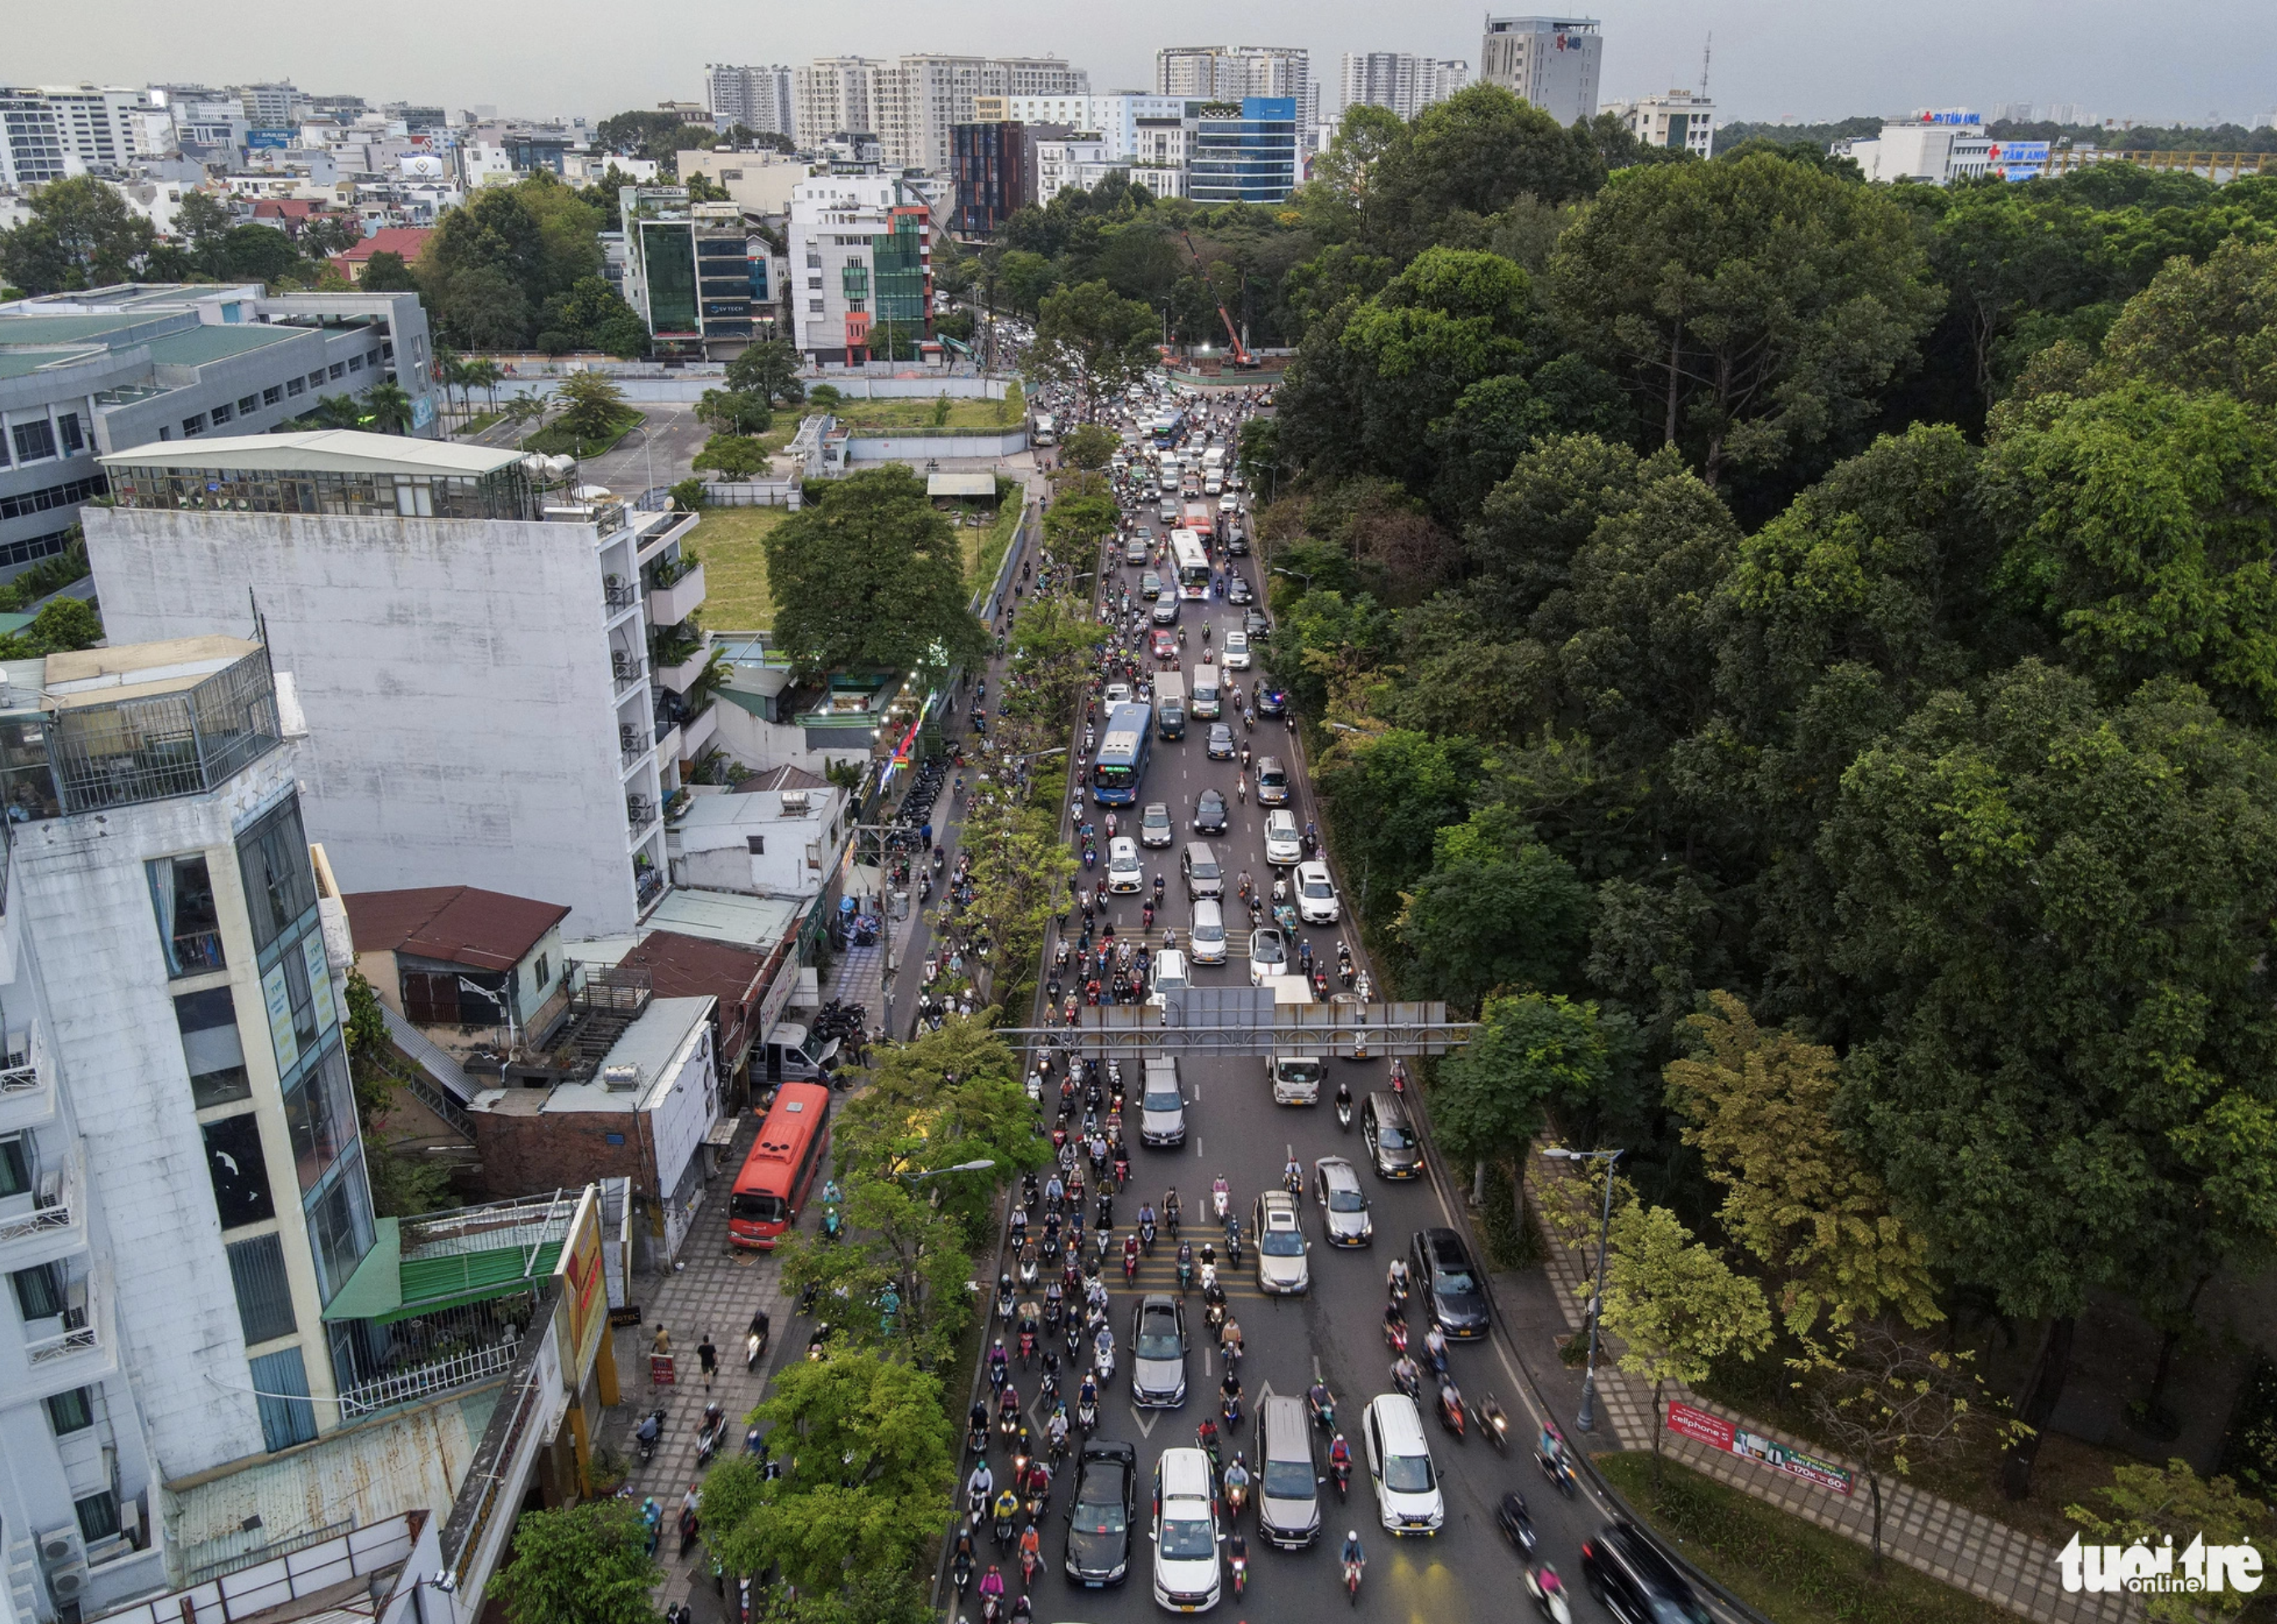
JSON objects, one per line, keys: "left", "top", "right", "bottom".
{"left": 321, "top": 1217, "right": 562, "bottom": 1323}
{"left": 322, "top": 1217, "right": 403, "bottom": 1322}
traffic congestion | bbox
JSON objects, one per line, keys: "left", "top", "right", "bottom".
{"left": 940, "top": 372, "right": 1710, "bottom": 1624}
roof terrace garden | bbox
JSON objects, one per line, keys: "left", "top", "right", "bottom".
{"left": 101, "top": 431, "right": 539, "bottom": 522}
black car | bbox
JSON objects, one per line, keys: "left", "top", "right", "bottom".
{"left": 1582, "top": 1520, "right": 1712, "bottom": 1623}
{"left": 1228, "top": 575, "right": 1254, "bottom": 604}
{"left": 1194, "top": 788, "right": 1229, "bottom": 834}
{"left": 1227, "top": 533, "right": 1250, "bottom": 556}
{"left": 1064, "top": 1440, "right": 1138, "bottom": 1586}
{"left": 1206, "top": 723, "right": 1236, "bottom": 760}
{"left": 1410, "top": 1227, "right": 1491, "bottom": 1339}
{"left": 1244, "top": 608, "right": 1272, "bottom": 639}
{"left": 1255, "top": 686, "right": 1287, "bottom": 718}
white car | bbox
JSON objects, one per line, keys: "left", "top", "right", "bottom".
{"left": 1220, "top": 495, "right": 1239, "bottom": 513}
{"left": 1264, "top": 809, "right": 1302, "bottom": 867}
{"left": 1107, "top": 682, "right": 1133, "bottom": 705}
{"left": 1220, "top": 630, "right": 1250, "bottom": 670}
{"left": 1362, "top": 1393, "right": 1445, "bottom": 1536}
{"left": 1108, "top": 837, "right": 1144, "bottom": 894}
{"left": 1296, "top": 860, "right": 1341, "bottom": 924}
{"left": 1151, "top": 1446, "right": 1223, "bottom": 1611}
{"left": 1248, "top": 926, "right": 1286, "bottom": 987}
{"left": 1253, "top": 1190, "right": 1311, "bottom": 1294}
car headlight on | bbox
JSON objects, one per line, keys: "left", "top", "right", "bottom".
{"left": 1108, "top": 1563, "right": 1127, "bottom": 1581}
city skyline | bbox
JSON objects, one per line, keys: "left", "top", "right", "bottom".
{"left": 9, "top": 0, "right": 2275, "bottom": 130}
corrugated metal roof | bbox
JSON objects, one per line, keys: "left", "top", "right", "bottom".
{"left": 141, "top": 324, "right": 302, "bottom": 364}
{"left": 342, "top": 886, "right": 570, "bottom": 972}
{"left": 641, "top": 888, "right": 804, "bottom": 951}
{"left": 99, "top": 429, "right": 525, "bottom": 478}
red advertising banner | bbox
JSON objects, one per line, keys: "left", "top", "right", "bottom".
{"left": 1667, "top": 1399, "right": 1854, "bottom": 1495}
{"left": 651, "top": 1353, "right": 677, "bottom": 1387}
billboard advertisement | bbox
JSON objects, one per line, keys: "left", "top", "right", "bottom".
{"left": 1667, "top": 1400, "right": 1854, "bottom": 1495}
{"left": 247, "top": 127, "right": 295, "bottom": 150}
{"left": 1991, "top": 140, "right": 2051, "bottom": 181}
{"left": 554, "top": 1185, "right": 609, "bottom": 1383}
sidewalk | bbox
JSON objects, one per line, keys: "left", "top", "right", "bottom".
{"left": 1525, "top": 1149, "right": 2138, "bottom": 1624}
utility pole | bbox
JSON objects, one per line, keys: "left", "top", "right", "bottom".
{"left": 1700, "top": 32, "right": 1712, "bottom": 97}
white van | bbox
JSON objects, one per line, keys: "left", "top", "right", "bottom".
{"left": 1189, "top": 898, "right": 1227, "bottom": 964}
{"left": 1191, "top": 664, "right": 1222, "bottom": 720}
{"left": 1151, "top": 947, "right": 1189, "bottom": 1001}
{"left": 1364, "top": 1393, "right": 1446, "bottom": 1536}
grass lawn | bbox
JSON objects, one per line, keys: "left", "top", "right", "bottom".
{"left": 521, "top": 410, "right": 642, "bottom": 459}
{"left": 1598, "top": 1452, "right": 2016, "bottom": 1624}
{"left": 965, "top": 500, "right": 1022, "bottom": 594}
{"left": 453, "top": 409, "right": 505, "bottom": 439}
{"left": 820, "top": 382, "right": 1024, "bottom": 433}
{"left": 692, "top": 505, "right": 791, "bottom": 631}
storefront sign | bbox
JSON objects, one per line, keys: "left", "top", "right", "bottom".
{"left": 1667, "top": 1400, "right": 1854, "bottom": 1495}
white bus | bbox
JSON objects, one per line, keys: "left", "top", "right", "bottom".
{"left": 1169, "top": 530, "right": 1211, "bottom": 600}
{"left": 1033, "top": 413, "right": 1057, "bottom": 446}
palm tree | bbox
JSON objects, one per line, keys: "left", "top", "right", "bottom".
{"left": 505, "top": 388, "right": 548, "bottom": 432}
{"left": 362, "top": 382, "right": 413, "bottom": 435}
{"left": 464, "top": 358, "right": 505, "bottom": 414}
{"left": 434, "top": 348, "right": 466, "bottom": 421}
{"left": 310, "top": 393, "right": 363, "bottom": 429}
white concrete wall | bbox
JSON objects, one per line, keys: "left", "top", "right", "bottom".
{"left": 86, "top": 509, "right": 640, "bottom": 936}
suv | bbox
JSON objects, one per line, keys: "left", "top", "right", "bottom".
{"left": 1182, "top": 841, "right": 1224, "bottom": 901}
{"left": 1064, "top": 1439, "right": 1137, "bottom": 1586}
{"left": 1583, "top": 1520, "right": 1714, "bottom": 1624}
{"left": 1140, "top": 1058, "right": 1187, "bottom": 1148}
{"left": 1410, "top": 1226, "right": 1490, "bottom": 1340}
{"left": 1362, "top": 1393, "right": 1444, "bottom": 1536}
{"left": 1362, "top": 1092, "right": 1423, "bottom": 1180}
{"left": 1129, "top": 1293, "right": 1189, "bottom": 1408}
{"left": 1254, "top": 1393, "right": 1321, "bottom": 1550}
{"left": 1151, "top": 1447, "right": 1223, "bottom": 1611}
{"left": 1263, "top": 809, "right": 1301, "bottom": 866}
{"left": 1125, "top": 538, "right": 1149, "bottom": 566}
{"left": 1267, "top": 1053, "right": 1323, "bottom": 1105}
{"left": 1252, "top": 1190, "right": 1310, "bottom": 1294}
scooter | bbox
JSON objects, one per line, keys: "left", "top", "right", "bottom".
{"left": 1537, "top": 1447, "right": 1579, "bottom": 1500}
{"left": 952, "top": 1545, "right": 975, "bottom": 1595}
{"left": 1436, "top": 1383, "right": 1467, "bottom": 1441}
{"left": 1336, "top": 1093, "right": 1353, "bottom": 1131}
{"left": 1525, "top": 1566, "right": 1575, "bottom": 1624}
{"left": 634, "top": 1406, "right": 666, "bottom": 1464}
{"left": 696, "top": 1402, "right": 728, "bottom": 1467}
{"left": 1496, "top": 1492, "right": 1539, "bottom": 1557}
{"left": 746, "top": 1326, "right": 768, "bottom": 1371}
{"left": 1475, "top": 1393, "right": 1511, "bottom": 1454}
{"left": 1230, "top": 1548, "right": 1248, "bottom": 1598}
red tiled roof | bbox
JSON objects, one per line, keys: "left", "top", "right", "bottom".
{"left": 342, "top": 886, "right": 570, "bottom": 972}
{"left": 620, "top": 929, "right": 775, "bottom": 1063}
{"left": 252, "top": 199, "right": 322, "bottom": 218}
{"left": 332, "top": 226, "right": 436, "bottom": 266}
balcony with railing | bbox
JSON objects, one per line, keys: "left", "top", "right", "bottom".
{"left": 644, "top": 556, "right": 706, "bottom": 627}
{"left": 626, "top": 794, "right": 657, "bottom": 837}
{"left": 23, "top": 1263, "right": 116, "bottom": 1383}
{"left": 0, "top": 1140, "right": 86, "bottom": 1271}
{"left": 611, "top": 651, "right": 647, "bottom": 695}
{"left": 602, "top": 576, "right": 637, "bottom": 618}
{"left": 0, "top": 1035, "right": 55, "bottom": 1134}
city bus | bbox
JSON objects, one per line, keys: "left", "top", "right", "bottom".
{"left": 1092, "top": 701, "right": 1154, "bottom": 804}
{"left": 1170, "top": 530, "right": 1211, "bottom": 601}
{"left": 728, "top": 1081, "right": 832, "bottom": 1248}
{"left": 1152, "top": 410, "right": 1185, "bottom": 446}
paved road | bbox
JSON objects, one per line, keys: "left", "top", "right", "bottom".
{"left": 454, "top": 400, "right": 708, "bottom": 495}
{"left": 952, "top": 434, "right": 1640, "bottom": 1624}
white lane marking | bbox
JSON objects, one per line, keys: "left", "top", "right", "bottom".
{"left": 1129, "top": 1405, "right": 1159, "bottom": 1437}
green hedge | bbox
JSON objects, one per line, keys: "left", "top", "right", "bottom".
{"left": 521, "top": 410, "right": 643, "bottom": 459}
{"left": 1597, "top": 1452, "right": 2013, "bottom": 1624}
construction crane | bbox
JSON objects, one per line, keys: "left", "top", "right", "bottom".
{"left": 1178, "top": 230, "right": 1259, "bottom": 368}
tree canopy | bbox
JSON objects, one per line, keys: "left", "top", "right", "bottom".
{"left": 763, "top": 466, "right": 987, "bottom": 678}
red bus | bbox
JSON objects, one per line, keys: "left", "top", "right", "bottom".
{"left": 728, "top": 1083, "right": 833, "bottom": 1248}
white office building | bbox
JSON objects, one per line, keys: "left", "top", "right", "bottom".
{"left": 1603, "top": 89, "right": 1715, "bottom": 155}
{"left": 786, "top": 173, "right": 934, "bottom": 363}
{"left": 1034, "top": 136, "right": 1114, "bottom": 205}
{"left": 997, "top": 94, "right": 1197, "bottom": 162}
{"left": 84, "top": 433, "right": 711, "bottom": 938}
{"left": 0, "top": 87, "right": 149, "bottom": 186}
{"left": 1832, "top": 111, "right": 1996, "bottom": 185}
{"left": 705, "top": 63, "right": 795, "bottom": 138}
{"left": 1478, "top": 17, "right": 1602, "bottom": 123}
{"left": 1338, "top": 53, "right": 1471, "bottom": 120}
{"left": 1155, "top": 48, "right": 1317, "bottom": 128}
{"left": 794, "top": 55, "right": 1090, "bottom": 174}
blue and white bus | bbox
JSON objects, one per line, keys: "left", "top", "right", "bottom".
{"left": 1092, "top": 701, "right": 1153, "bottom": 804}
{"left": 1169, "top": 530, "right": 1211, "bottom": 601}
{"left": 1151, "top": 411, "right": 1185, "bottom": 446}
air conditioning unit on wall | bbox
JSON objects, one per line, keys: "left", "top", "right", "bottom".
{"left": 48, "top": 1561, "right": 90, "bottom": 1601}
{"left": 35, "top": 1527, "right": 81, "bottom": 1568}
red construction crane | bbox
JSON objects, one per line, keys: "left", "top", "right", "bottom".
{"left": 1179, "top": 231, "right": 1258, "bottom": 368}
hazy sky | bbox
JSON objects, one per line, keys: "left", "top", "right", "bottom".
{"left": 15, "top": 0, "right": 2277, "bottom": 127}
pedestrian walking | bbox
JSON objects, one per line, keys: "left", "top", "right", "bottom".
{"left": 651, "top": 1322, "right": 671, "bottom": 1355}
{"left": 697, "top": 1333, "right": 718, "bottom": 1388}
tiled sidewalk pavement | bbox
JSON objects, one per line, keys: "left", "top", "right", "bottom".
{"left": 1528, "top": 1149, "right": 2139, "bottom": 1624}
{"left": 610, "top": 1109, "right": 803, "bottom": 1622}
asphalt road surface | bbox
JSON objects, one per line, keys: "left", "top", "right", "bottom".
{"left": 959, "top": 433, "right": 1645, "bottom": 1624}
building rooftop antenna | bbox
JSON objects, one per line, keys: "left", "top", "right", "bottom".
{"left": 1700, "top": 32, "right": 1712, "bottom": 98}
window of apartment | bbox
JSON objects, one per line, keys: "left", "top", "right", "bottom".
{"left": 307, "top": 370, "right": 326, "bottom": 389}
{"left": 149, "top": 854, "right": 225, "bottom": 977}
{"left": 203, "top": 1113, "right": 276, "bottom": 1228}
{"left": 57, "top": 413, "right": 83, "bottom": 454}
{"left": 263, "top": 386, "right": 282, "bottom": 406}
{"left": 366, "top": 348, "right": 382, "bottom": 368}
{"left": 45, "top": 1386, "right": 94, "bottom": 1436}
{"left": 0, "top": 1133, "right": 26, "bottom": 1198}
{"left": 210, "top": 402, "right": 234, "bottom": 425}
{"left": 74, "top": 1491, "right": 120, "bottom": 1544}
{"left": 0, "top": 429, "right": 9, "bottom": 467}
{"left": 250, "top": 1347, "right": 317, "bottom": 1451}
{"left": 182, "top": 413, "right": 206, "bottom": 437}
{"left": 808, "top": 299, "right": 824, "bottom": 313}
{"left": 531, "top": 952, "right": 550, "bottom": 996}
{"left": 745, "top": 835, "right": 764, "bottom": 855}
{"left": 175, "top": 987, "right": 250, "bottom": 1109}
{"left": 283, "top": 1043, "right": 352, "bottom": 1191}
{"left": 237, "top": 798, "right": 315, "bottom": 954}
{"left": 11, "top": 419, "right": 57, "bottom": 463}
{"left": 226, "top": 1233, "right": 297, "bottom": 1343}
{"left": 11, "top": 1261, "right": 65, "bottom": 1321}
{"left": 328, "top": 363, "right": 346, "bottom": 380}
{"left": 346, "top": 353, "right": 363, "bottom": 373}
{"left": 306, "top": 1144, "right": 374, "bottom": 1303}
{"left": 237, "top": 393, "right": 260, "bottom": 415}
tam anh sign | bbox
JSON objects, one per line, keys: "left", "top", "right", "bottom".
{"left": 1667, "top": 1400, "right": 1854, "bottom": 1495}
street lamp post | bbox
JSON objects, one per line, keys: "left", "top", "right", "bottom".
{"left": 904, "top": 1158, "right": 997, "bottom": 1181}
{"left": 1544, "top": 1145, "right": 1624, "bottom": 1433}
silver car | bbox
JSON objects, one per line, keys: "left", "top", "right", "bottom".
{"left": 1130, "top": 1293, "right": 1189, "bottom": 1408}
{"left": 1312, "top": 1156, "right": 1373, "bottom": 1247}
{"left": 1252, "top": 1190, "right": 1311, "bottom": 1295}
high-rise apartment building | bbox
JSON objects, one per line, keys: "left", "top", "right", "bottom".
{"left": 0, "top": 86, "right": 147, "bottom": 185}
{"left": 786, "top": 174, "right": 934, "bottom": 361}
{"left": 0, "top": 634, "right": 377, "bottom": 1620}
{"left": 994, "top": 94, "right": 1196, "bottom": 161}
{"left": 705, "top": 63, "right": 795, "bottom": 137}
{"left": 1338, "top": 53, "right": 1471, "bottom": 120}
{"left": 1603, "top": 89, "right": 1714, "bottom": 156}
{"left": 234, "top": 81, "right": 310, "bottom": 128}
{"left": 1155, "top": 48, "right": 1316, "bottom": 128}
{"left": 1189, "top": 96, "right": 1299, "bottom": 205}
{"left": 86, "top": 432, "right": 709, "bottom": 936}
{"left": 1478, "top": 17, "right": 1602, "bottom": 123}
{"left": 794, "top": 55, "right": 1088, "bottom": 173}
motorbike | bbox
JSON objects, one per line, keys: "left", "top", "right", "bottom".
{"left": 696, "top": 1403, "right": 728, "bottom": 1467}
{"left": 634, "top": 1406, "right": 666, "bottom": 1464}
{"left": 821, "top": 1205, "right": 842, "bottom": 1242}
{"left": 1345, "top": 1558, "right": 1365, "bottom": 1607}
{"left": 995, "top": 1280, "right": 1016, "bottom": 1322}
{"left": 1225, "top": 1477, "right": 1249, "bottom": 1523}
{"left": 966, "top": 1417, "right": 988, "bottom": 1456}
{"left": 1475, "top": 1393, "right": 1511, "bottom": 1454}
{"left": 999, "top": 1393, "right": 1022, "bottom": 1441}
{"left": 1336, "top": 1093, "right": 1353, "bottom": 1131}
{"left": 1537, "top": 1448, "right": 1579, "bottom": 1500}
{"left": 1496, "top": 1492, "right": 1539, "bottom": 1557}
{"left": 1330, "top": 1456, "right": 1351, "bottom": 1501}
{"left": 1437, "top": 1383, "right": 1467, "bottom": 1440}
{"left": 993, "top": 1503, "right": 1017, "bottom": 1547}
{"left": 1211, "top": 1178, "right": 1230, "bottom": 1221}
{"left": 806, "top": 1322, "right": 832, "bottom": 1361}
{"left": 1138, "top": 1215, "right": 1157, "bottom": 1252}
{"left": 1177, "top": 1255, "right": 1194, "bottom": 1293}
{"left": 1224, "top": 1221, "right": 1242, "bottom": 1268}
{"left": 1308, "top": 1388, "right": 1336, "bottom": 1433}
{"left": 1390, "top": 1360, "right": 1421, "bottom": 1399}
{"left": 1525, "top": 1567, "right": 1575, "bottom": 1624}
{"left": 1026, "top": 1070, "right": 1044, "bottom": 1106}
{"left": 1231, "top": 1548, "right": 1248, "bottom": 1597}
{"left": 952, "top": 1546, "right": 975, "bottom": 1595}
{"left": 1021, "top": 1546, "right": 1042, "bottom": 1590}
{"left": 746, "top": 1327, "right": 768, "bottom": 1371}
{"left": 1221, "top": 1391, "right": 1241, "bottom": 1429}
{"left": 1385, "top": 1317, "right": 1409, "bottom": 1355}
{"left": 1077, "top": 1396, "right": 1098, "bottom": 1434}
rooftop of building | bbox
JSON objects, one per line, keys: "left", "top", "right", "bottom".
{"left": 571, "top": 887, "right": 805, "bottom": 962}
{"left": 42, "top": 634, "right": 266, "bottom": 709}
{"left": 100, "top": 429, "right": 525, "bottom": 478}
{"left": 535, "top": 995, "right": 713, "bottom": 1114}
{"left": 673, "top": 782, "right": 836, "bottom": 832}
{"left": 342, "top": 885, "right": 571, "bottom": 972}
{"left": 332, "top": 226, "right": 435, "bottom": 261}
{"left": 617, "top": 928, "right": 771, "bottom": 1012}
{"left": 141, "top": 323, "right": 305, "bottom": 365}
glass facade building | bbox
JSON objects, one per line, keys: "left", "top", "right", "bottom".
{"left": 1188, "top": 96, "right": 1298, "bottom": 204}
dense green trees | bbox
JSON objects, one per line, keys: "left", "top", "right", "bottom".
{"left": 419, "top": 174, "right": 645, "bottom": 353}
{"left": 763, "top": 467, "right": 986, "bottom": 678}
{"left": 0, "top": 176, "right": 155, "bottom": 292}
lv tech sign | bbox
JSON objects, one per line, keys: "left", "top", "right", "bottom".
{"left": 1666, "top": 1400, "right": 1854, "bottom": 1495}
